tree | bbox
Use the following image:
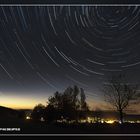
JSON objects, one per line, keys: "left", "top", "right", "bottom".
{"left": 45, "top": 85, "right": 89, "bottom": 122}
{"left": 45, "top": 104, "right": 58, "bottom": 123}
{"left": 80, "top": 88, "right": 88, "bottom": 111}
{"left": 94, "top": 108, "right": 103, "bottom": 123}
{"left": 103, "top": 74, "right": 140, "bottom": 123}
{"left": 79, "top": 88, "right": 89, "bottom": 119}
{"left": 47, "top": 86, "right": 80, "bottom": 121}
{"left": 31, "top": 104, "right": 45, "bottom": 121}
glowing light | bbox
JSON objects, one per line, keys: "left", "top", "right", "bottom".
{"left": 26, "top": 116, "right": 31, "bottom": 120}
{"left": 128, "top": 121, "right": 135, "bottom": 123}
{"left": 101, "top": 120, "right": 104, "bottom": 123}
{"left": 79, "top": 119, "right": 87, "bottom": 123}
{"left": 106, "top": 120, "right": 115, "bottom": 124}
{"left": 119, "top": 121, "right": 122, "bottom": 124}
{"left": 87, "top": 117, "right": 92, "bottom": 123}
{"left": 40, "top": 117, "right": 45, "bottom": 122}
{"left": 136, "top": 120, "right": 140, "bottom": 123}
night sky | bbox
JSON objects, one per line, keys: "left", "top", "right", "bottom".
{"left": 0, "top": 6, "right": 140, "bottom": 111}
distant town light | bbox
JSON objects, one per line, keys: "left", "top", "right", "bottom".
{"left": 40, "top": 117, "right": 45, "bottom": 122}
{"left": 128, "top": 121, "right": 135, "bottom": 123}
{"left": 106, "top": 120, "right": 114, "bottom": 124}
{"left": 101, "top": 120, "right": 104, "bottom": 123}
{"left": 136, "top": 120, "right": 140, "bottom": 123}
{"left": 26, "top": 116, "right": 31, "bottom": 120}
{"left": 119, "top": 121, "right": 122, "bottom": 124}
{"left": 87, "top": 117, "right": 93, "bottom": 123}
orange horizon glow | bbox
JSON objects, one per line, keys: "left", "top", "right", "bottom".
{"left": 0, "top": 96, "right": 105, "bottom": 110}
{"left": 0, "top": 94, "right": 140, "bottom": 114}
{"left": 0, "top": 94, "right": 47, "bottom": 110}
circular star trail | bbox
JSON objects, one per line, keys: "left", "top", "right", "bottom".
{"left": 0, "top": 6, "right": 140, "bottom": 105}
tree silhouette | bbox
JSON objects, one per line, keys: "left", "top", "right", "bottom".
{"left": 80, "top": 88, "right": 88, "bottom": 111}
{"left": 45, "top": 85, "right": 89, "bottom": 122}
{"left": 103, "top": 74, "right": 140, "bottom": 123}
{"left": 94, "top": 108, "right": 103, "bottom": 123}
{"left": 31, "top": 104, "right": 45, "bottom": 121}
{"left": 45, "top": 104, "right": 58, "bottom": 123}
{"left": 79, "top": 88, "right": 89, "bottom": 119}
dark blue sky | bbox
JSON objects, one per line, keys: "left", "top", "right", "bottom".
{"left": 0, "top": 6, "right": 140, "bottom": 110}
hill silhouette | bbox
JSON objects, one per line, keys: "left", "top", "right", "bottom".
{"left": 0, "top": 106, "right": 25, "bottom": 121}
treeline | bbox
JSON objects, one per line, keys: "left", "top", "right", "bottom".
{"left": 31, "top": 74, "right": 140, "bottom": 124}
{"left": 31, "top": 85, "right": 89, "bottom": 123}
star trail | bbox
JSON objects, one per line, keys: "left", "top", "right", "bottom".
{"left": 0, "top": 6, "right": 140, "bottom": 110}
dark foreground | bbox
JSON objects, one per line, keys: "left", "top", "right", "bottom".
{"left": 0, "top": 120, "right": 140, "bottom": 134}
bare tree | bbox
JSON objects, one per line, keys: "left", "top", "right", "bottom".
{"left": 103, "top": 74, "right": 140, "bottom": 124}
